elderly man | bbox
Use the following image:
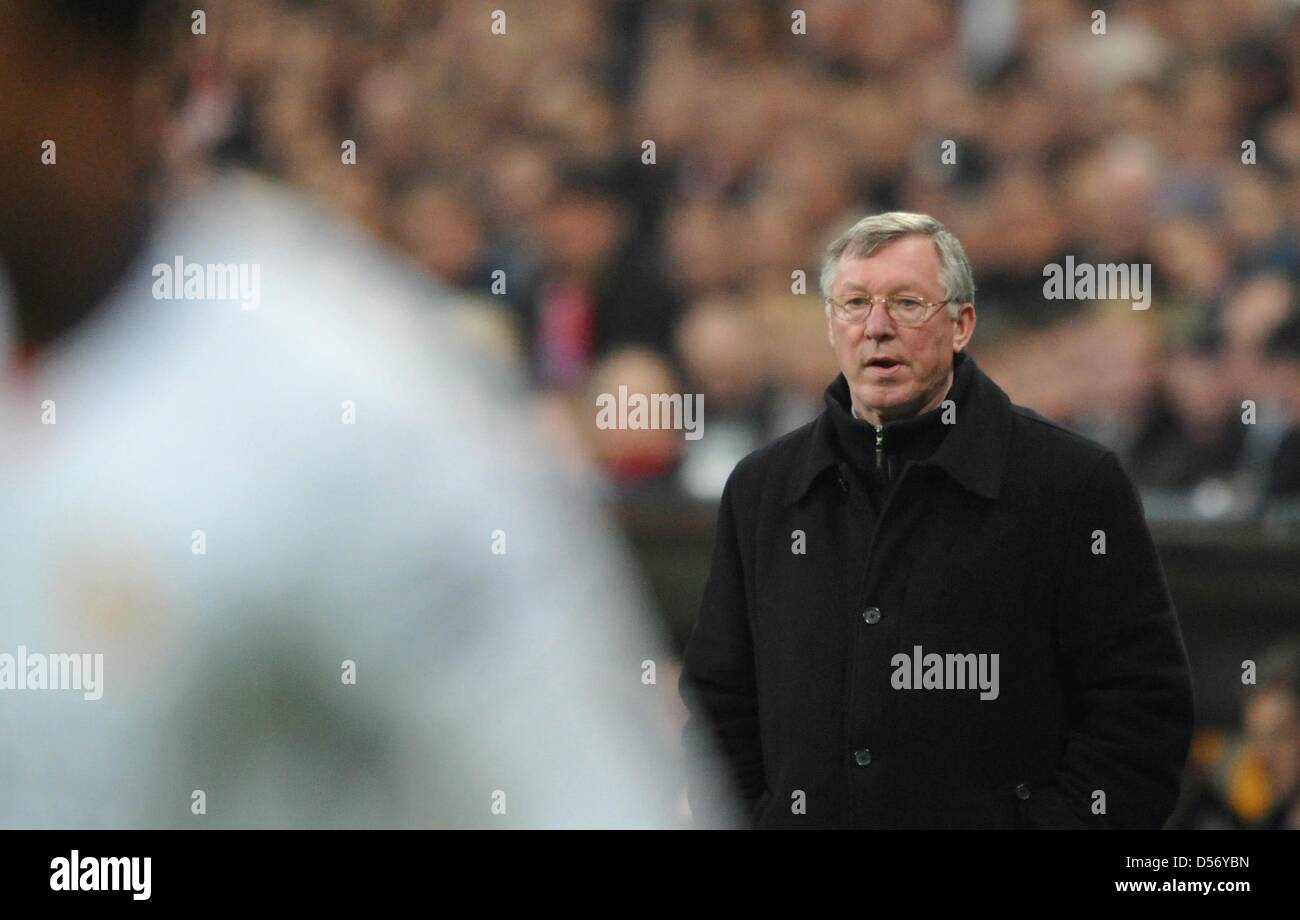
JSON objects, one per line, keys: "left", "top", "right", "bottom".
{"left": 679, "top": 212, "right": 1195, "bottom": 828}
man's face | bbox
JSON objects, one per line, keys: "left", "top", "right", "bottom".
{"left": 827, "top": 234, "right": 975, "bottom": 425}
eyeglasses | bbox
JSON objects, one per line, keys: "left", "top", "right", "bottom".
{"left": 825, "top": 293, "right": 952, "bottom": 328}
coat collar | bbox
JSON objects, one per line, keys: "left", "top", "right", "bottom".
{"left": 784, "top": 350, "right": 1013, "bottom": 506}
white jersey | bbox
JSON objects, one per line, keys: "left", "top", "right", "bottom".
{"left": 0, "top": 172, "right": 685, "bottom": 828}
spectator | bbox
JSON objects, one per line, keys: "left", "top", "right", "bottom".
{"left": 1243, "top": 639, "right": 1300, "bottom": 828}
{"left": 1261, "top": 312, "right": 1300, "bottom": 504}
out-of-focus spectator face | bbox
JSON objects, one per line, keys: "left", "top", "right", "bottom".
{"left": 258, "top": 79, "right": 332, "bottom": 172}
{"left": 757, "top": 290, "right": 840, "bottom": 398}
{"left": 675, "top": 296, "right": 762, "bottom": 408}
{"left": 753, "top": 137, "right": 854, "bottom": 236}
{"left": 1019, "top": 0, "right": 1085, "bottom": 51}
{"left": 1219, "top": 275, "right": 1294, "bottom": 407}
{"left": 1175, "top": 65, "right": 1237, "bottom": 165}
{"left": 534, "top": 0, "right": 606, "bottom": 60}
{"left": 631, "top": 55, "right": 704, "bottom": 154}
{"left": 1222, "top": 274, "right": 1293, "bottom": 354}
{"left": 1262, "top": 109, "right": 1300, "bottom": 175}
{"left": 981, "top": 71, "right": 1060, "bottom": 161}
{"left": 827, "top": 235, "right": 975, "bottom": 423}
{"left": 697, "top": 73, "right": 773, "bottom": 177}
{"left": 537, "top": 190, "right": 625, "bottom": 278}
{"left": 351, "top": 62, "right": 424, "bottom": 178}
{"left": 222, "top": 2, "right": 280, "bottom": 83}
{"left": 1244, "top": 687, "right": 1300, "bottom": 802}
{"left": 664, "top": 201, "right": 738, "bottom": 296}
{"left": 523, "top": 74, "right": 620, "bottom": 163}
{"left": 747, "top": 192, "right": 810, "bottom": 283}
{"left": 1149, "top": 217, "right": 1230, "bottom": 299}
{"left": 395, "top": 183, "right": 485, "bottom": 286}
{"left": 833, "top": 85, "right": 912, "bottom": 180}
{"left": 1075, "top": 308, "right": 1164, "bottom": 415}
{"left": 1165, "top": 0, "right": 1262, "bottom": 53}
{"left": 845, "top": 0, "right": 950, "bottom": 73}
{"left": 1166, "top": 351, "right": 1232, "bottom": 433}
{"left": 1224, "top": 171, "right": 1285, "bottom": 250}
{"left": 978, "top": 166, "right": 1065, "bottom": 270}
{"left": 915, "top": 70, "right": 981, "bottom": 139}
{"left": 1262, "top": 352, "right": 1300, "bottom": 418}
{"left": 584, "top": 348, "right": 684, "bottom": 481}
{"left": 712, "top": 3, "right": 769, "bottom": 59}
{"left": 1107, "top": 80, "right": 1165, "bottom": 139}
{"left": 980, "top": 322, "right": 1088, "bottom": 422}
{"left": 485, "top": 144, "right": 556, "bottom": 228}
{"left": 1067, "top": 139, "right": 1159, "bottom": 258}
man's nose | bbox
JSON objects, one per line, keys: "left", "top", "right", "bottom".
{"left": 863, "top": 301, "right": 896, "bottom": 338}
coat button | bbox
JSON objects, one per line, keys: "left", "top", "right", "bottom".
{"left": 853, "top": 748, "right": 872, "bottom": 766}
{"left": 1015, "top": 782, "right": 1031, "bottom": 800}
{"left": 862, "top": 607, "right": 881, "bottom": 624}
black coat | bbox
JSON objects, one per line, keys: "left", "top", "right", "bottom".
{"left": 679, "top": 351, "right": 1195, "bottom": 828}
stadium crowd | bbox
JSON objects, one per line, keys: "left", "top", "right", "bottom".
{"left": 162, "top": 0, "right": 1300, "bottom": 519}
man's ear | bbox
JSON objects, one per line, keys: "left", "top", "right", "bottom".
{"left": 827, "top": 314, "right": 837, "bottom": 350}
{"left": 952, "top": 302, "right": 976, "bottom": 352}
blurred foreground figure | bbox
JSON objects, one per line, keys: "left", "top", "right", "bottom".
{"left": 0, "top": 2, "right": 687, "bottom": 828}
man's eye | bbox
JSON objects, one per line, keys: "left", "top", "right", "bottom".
{"left": 847, "top": 297, "right": 870, "bottom": 307}
{"left": 895, "top": 298, "right": 923, "bottom": 308}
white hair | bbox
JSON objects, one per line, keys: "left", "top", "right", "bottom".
{"left": 819, "top": 211, "right": 974, "bottom": 319}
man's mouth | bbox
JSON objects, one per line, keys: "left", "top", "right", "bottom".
{"left": 866, "top": 356, "right": 904, "bottom": 369}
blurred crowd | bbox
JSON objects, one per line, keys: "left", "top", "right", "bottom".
{"left": 1171, "top": 635, "right": 1300, "bottom": 829}
{"left": 162, "top": 0, "right": 1300, "bottom": 518}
